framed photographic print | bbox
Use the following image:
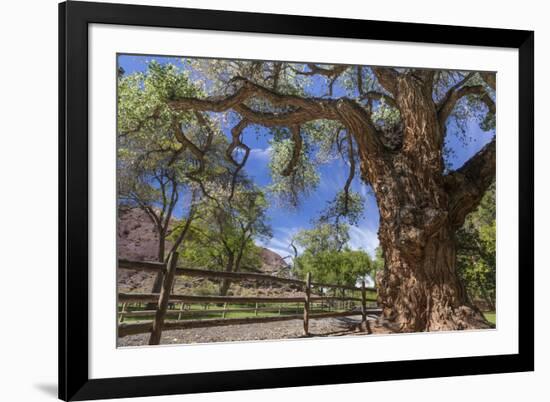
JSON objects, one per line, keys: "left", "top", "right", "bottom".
{"left": 59, "top": 1, "right": 534, "bottom": 400}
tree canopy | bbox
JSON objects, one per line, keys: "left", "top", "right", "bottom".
{"left": 456, "top": 182, "right": 496, "bottom": 309}
{"left": 292, "top": 223, "right": 373, "bottom": 287}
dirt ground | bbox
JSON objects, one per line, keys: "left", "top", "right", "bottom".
{"left": 118, "top": 316, "right": 393, "bottom": 347}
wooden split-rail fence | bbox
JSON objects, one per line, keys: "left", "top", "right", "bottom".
{"left": 118, "top": 252, "right": 381, "bottom": 345}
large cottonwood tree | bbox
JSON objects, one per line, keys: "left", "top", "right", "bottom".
{"left": 151, "top": 60, "right": 495, "bottom": 332}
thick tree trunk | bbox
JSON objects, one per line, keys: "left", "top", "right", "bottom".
{"left": 376, "top": 223, "right": 489, "bottom": 332}
{"left": 358, "top": 73, "right": 491, "bottom": 332}
{"left": 219, "top": 279, "right": 231, "bottom": 297}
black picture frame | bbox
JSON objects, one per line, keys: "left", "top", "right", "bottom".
{"left": 59, "top": 1, "right": 534, "bottom": 400}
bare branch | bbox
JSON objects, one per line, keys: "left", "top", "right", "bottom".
{"left": 171, "top": 111, "right": 218, "bottom": 178}
{"left": 289, "top": 240, "right": 299, "bottom": 259}
{"left": 281, "top": 125, "right": 303, "bottom": 177}
{"left": 172, "top": 120, "right": 205, "bottom": 161}
{"left": 342, "top": 130, "right": 356, "bottom": 215}
{"left": 227, "top": 119, "right": 251, "bottom": 202}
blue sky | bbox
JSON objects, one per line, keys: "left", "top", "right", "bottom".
{"left": 118, "top": 54, "right": 495, "bottom": 260}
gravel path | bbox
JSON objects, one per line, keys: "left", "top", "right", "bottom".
{"left": 118, "top": 316, "right": 391, "bottom": 347}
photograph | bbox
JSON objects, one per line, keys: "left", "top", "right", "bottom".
{"left": 0, "top": 0, "right": 541, "bottom": 400}
{"left": 116, "top": 55, "right": 497, "bottom": 347}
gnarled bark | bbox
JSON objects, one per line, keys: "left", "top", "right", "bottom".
{"left": 362, "top": 73, "right": 493, "bottom": 331}
{"left": 376, "top": 216, "right": 490, "bottom": 331}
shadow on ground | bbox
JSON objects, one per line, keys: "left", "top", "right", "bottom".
{"left": 34, "top": 383, "right": 57, "bottom": 398}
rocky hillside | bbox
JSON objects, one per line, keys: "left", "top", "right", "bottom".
{"left": 257, "top": 247, "right": 291, "bottom": 277}
{"left": 117, "top": 207, "right": 293, "bottom": 294}
{"left": 118, "top": 207, "right": 163, "bottom": 262}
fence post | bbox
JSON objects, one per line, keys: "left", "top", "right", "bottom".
{"left": 361, "top": 280, "right": 372, "bottom": 334}
{"left": 343, "top": 289, "right": 347, "bottom": 310}
{"left": 177, "top": 303, "right": 184, "bottom": 321}
{"left": 222, "top": 302, "right": 227, "bottom": 318}
{"left": 149, "top": 252, "right": 179, "bottom": 345}
{"left": 119, "top": 303, "right": 127, "bottom": 323}
{"left": 303, "top": 272, "right": 312, "bottom": 336}
{"left": 255, "top": 303, "right": 259, "bottom": 317}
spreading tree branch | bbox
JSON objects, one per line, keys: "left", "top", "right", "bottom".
{"left": 169, "top": 78, "right": 340, "bottom": 126}
{"left": 445, "top": 137, "right": 496, "bottom": 227}
{"left": 169, "top": 78, "right": 383, "bottom": 176}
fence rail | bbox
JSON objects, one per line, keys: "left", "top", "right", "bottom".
{"left": 118, "top": 253, "right": 379, "bottom": 344}
{"left": 118, "top": 258, "right": 376, "bottom": 291}
{"left": 118, "top": 293, "right": 368, "bottom": 304}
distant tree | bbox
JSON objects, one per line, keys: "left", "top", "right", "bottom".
{"left": 456, "top": 183, "right": 496, "bottom": 310}
{"left": 117, "top": 61, "right": 222, "bottom": 295}
{"left": 118, "top": 162, "right": 190, "bottom": 263}
{"left": 177, "top": 183, "right": 272, "bottom": 295}
{"left": 292, "top": 223, "right": 373, "bottom": 287}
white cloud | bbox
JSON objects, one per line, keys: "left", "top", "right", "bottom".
{"left": 348, "top": 225, "right": 379, "bottom": 257}
{"left": 267, "top": 237, "right": 291, "bottom": 251}
{"left": 249, "top": 146, "right": 272, "bottom": 161}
